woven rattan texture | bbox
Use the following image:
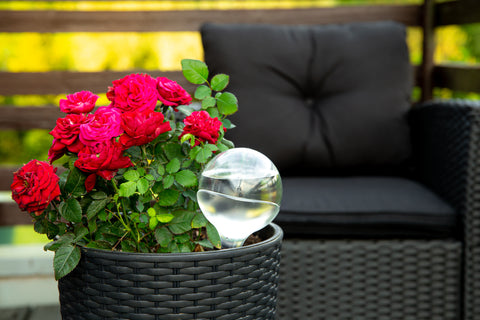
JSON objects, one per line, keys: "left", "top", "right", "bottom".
{"left": 277, "top": 239, "right": 461, "bottom": 320}
{"left": 59, "top": 226, "right": 282, "bottom": 320}
{"left": 412, "top": 99, "right": 480, "bottom": 320}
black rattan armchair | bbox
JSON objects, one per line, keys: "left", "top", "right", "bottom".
{"left": 201, "top": 22, "right": 480, "bottom": 320}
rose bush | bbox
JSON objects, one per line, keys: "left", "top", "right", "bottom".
{"left": 11, "top": 59, "right": 238, "bottom": 280}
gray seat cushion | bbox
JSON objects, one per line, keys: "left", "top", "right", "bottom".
{"left": 276, "top": 177, "right": 458, "bottom": 238}
{"left": 201, "top": 21, "right": 413, "bottom": 175}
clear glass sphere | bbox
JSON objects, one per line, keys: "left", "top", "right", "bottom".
{"left": 197, "top": 148, "right": 282, "bottom": 248}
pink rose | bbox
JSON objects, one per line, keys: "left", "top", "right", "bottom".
{"left": 119, "top": 110, "right": 172, "bottom": 148}
{"left": 107, "top": 74, "right": 159, "bottom": 113}
{"left": 59, "top": 91, "right": 98, "bottom": 114}
{"left": 75, "top": 139, "right": 133, "bottom": 189}
{"left": 157, "top": 77, "right": 192, "bottom": 108}
{"left": 179, "top": 111, "right": 225, "bottom": 146}
{"left": 79, "top": 107, "right": 123, "bottom": 146}
{"left": 11, "top": 160, "right": 61, "bottom": 216}
{"left": 48, "top": 114, "right": 89, "bottom": 162}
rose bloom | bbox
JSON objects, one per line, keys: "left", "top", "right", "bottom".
{"left": 107, "top": 74, "right": 159, "bottom": 113}
{"left": 120, "top": 110, "right": 172, "bottom": 148}
{"left": 11, "top": 160, "right": 61, "bottom": 216}
{"left": 75, "top": 139, "right": 133, "bottom": 189}
{"left": 59, "top": 91, "right": 98, "bottom": 114}
{"left": 179, "top": 110, "right": 225, "bottom": 145}
{"left": 79, "top": 107, "right": 123, "bottom": 147}
{"left": 49, "top": 114, "right": 89, "bottom": 162}
{"left": 157, "top": 77, "right": 192, "bottom": 108}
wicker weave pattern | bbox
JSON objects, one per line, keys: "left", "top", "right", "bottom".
{"left": 59, "top": 225, "right": 282, "bottom": 320}
{"left": 277, "top": 239, "right": 462, "bottom": 320}
{"left": 412, "top": 100, "right": 480, "bottom": 320}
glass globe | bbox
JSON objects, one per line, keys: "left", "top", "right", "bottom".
{"left": 197, "top": 147, "right": 282, "bottom": 248}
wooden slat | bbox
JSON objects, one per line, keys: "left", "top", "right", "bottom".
{"left": 420, "top": 0, "right": 435, "bottom": 101}
{"left": 0, "top": 5, "right": 423, "bottom": 33}
{"left": 436, "top": 0, "right": 480, "bottom": 26}
{"left": 433, "top": 64, "right": 480, "bottom": 93}
{"left": 0, "top": 202, "right": 33, "bottom": 226}
{"left": 0, "top": 71, "right": 193, "bottom": 95}
{"left": 0, "top": 166, "right": 18, "bottom": 191}
{"left": 0, "top": 106, "right": 62, "bottom": 130}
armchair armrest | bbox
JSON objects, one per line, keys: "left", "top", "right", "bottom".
{"left": 409, "top": 98, "right": 480, "bottom": 318}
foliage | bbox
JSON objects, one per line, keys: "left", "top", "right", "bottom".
{"left": 10, "top": 59, "right": 238, "bottom": 280}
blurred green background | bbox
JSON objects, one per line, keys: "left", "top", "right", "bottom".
{"left": 1, "top": 0, "right": 479, "bottom": 244}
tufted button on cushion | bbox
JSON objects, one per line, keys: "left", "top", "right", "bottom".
{"left": 201, "top": 22, "right": 413, "bottom": 175}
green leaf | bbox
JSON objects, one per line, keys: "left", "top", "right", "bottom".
{"left": 119, "top": 181, "right": 137, "bottom": 197}
{"left": 183, "top": 189, "right": 197, "bottom": 202}
{"left": 156, "top": 163, "right": 165, "bottom": 177}
{"left": 195, "top": 239, "right": 214, "bottom": 249}
{"left": 195, "top": 85, "right": 212, "bottom": 100}
{"left": 53, "top": 244, "right": 81, "bottom": 280}
{"left": 192, "top": 212, "right": 209, "bottom": 228}
{"left": 137, "top": 178, "right": 150, "bottom": 195}
{"left": 59, "top": 198, "right": 82, "bottom": 223}
{"left": 90, "top": 191, "right": 107, "bottom": 200}
{"left": 64, "top": 167, "right": 86, "bottom": 197}
{"left": 163, "top": 175, "right": 175, "bottom": 189}
{"left": 206, "top": 222, "right": 221, "bottom": 249}
{"left": 174, "top": 170, "right": 198, "bottom": 187}
{"left": 211, "top": 74, "right": 230, "bottom": 91}
{"left": 163, "top": 143, "right": 183, "bottom": 161}
{"left": 166, "top": 158, "right": 181, "bottom": 174}
{"left": 157, "top": 189, "right": 179, "bottom": 206}
{"left": 201, "top": 96, "right": 216, "bottom": 109}
{"left": 168, "top": 210, "right": 195, "bottom": 234}
{"left": 124, "top": 169, "right": 140, "bottom": 181}
{"left": 216, "top": 92, "right": 238, "bottom": 115}
{"left": 149, "top": 216, "right": 159, "bottom": 230}
{"left": 181, "top": 59, "right": 209, "bottom": 84}
{"left": 195, "top": 146, "right": 213, "bottom": 164}
{"left": 44, "top": 233, "right": 75, "bottom": 252}
{"left": 34, "top": 219, "right": 47, "bottom": 234}
{"left": 167, "top": 241, "right": 180, "bottom": 253}
{"left": 126, "top": 146, "right": 142, "bottom": 159}
{"left": 74, "top": 225, "right": 88, "bottom": 242}
{"left": 206, "top": 107, "right": 219, "bottom": 118}
{"left": 189, "top": 146, "right": 201, "bottom": 160}
{"left": 86, "top": 198, "right": 108, "bottom": 220}
{"left": 155, "top": 227, "right": 172, "bottom": 247}
{"left": 147, "top": 207, "right": 156, "bottom": 217}
{"left": 120, "top": 239, "right": 137, "bottom": 252}
{"left": 178, "top": 242, "right": 193, "bottom": 253}
{"left": 204, "top": 144, "right": 219, "bottom": 152}
{"left": 157, "top": 213, "right": 175, "bottom": 223}
{"left": 221, "top": 118, "right": 236, "bottom": 129}
{"left": 174, "top": 233, "right": 191, "bottom": 244}
{"left": 176, "top": 104, "right": 195, "bottom": 116}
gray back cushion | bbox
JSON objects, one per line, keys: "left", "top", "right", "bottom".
{"left": 201, "top": 22, "right": 413, "bottom": 175}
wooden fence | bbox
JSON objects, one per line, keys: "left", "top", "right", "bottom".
{"left": 1, "top": 0, "right": 480, "bottom": 225}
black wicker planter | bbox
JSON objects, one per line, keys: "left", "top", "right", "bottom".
{"left": 58, "top": 223, "right": 283, "bottom": 320}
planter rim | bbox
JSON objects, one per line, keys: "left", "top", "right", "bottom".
{"left": 80, "top": 223, "right": 283, "bottom": 262}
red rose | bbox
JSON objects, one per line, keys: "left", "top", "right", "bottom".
{"left": 157, "top": 77, "right": 192, "bottom": 108}
{"left": 11, "top": 160, "right": 61, "bottom": 216}
{"left": 49, "top": 114, "right": 89, "bottom": 162}
{"left": 75, "top": 139, "right": 133, "bottom": 182}
{"left": 119, "top": 110, "right": 172, "bottom": 148}
{"left": 179, "top": 111, "right": 225, "bottom": 146}
{"left": 79, "top": 107, "right": 123, "bottom": 147}
{"left": 59, "top": 91, "right": 98, "bottom": 114}
{"left": 107, "top": 74, "right": 159, "bottom": 113}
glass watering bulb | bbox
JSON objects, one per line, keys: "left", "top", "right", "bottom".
{"left": 197, "top": 148, "right": 282, "bottom": 248}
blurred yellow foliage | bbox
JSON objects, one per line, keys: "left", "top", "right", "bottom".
{"left": 435, "top": 26, "right": 478, "bottom": 64}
